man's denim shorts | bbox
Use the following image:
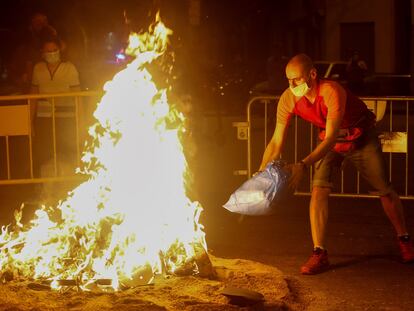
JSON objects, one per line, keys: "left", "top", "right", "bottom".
{"left": 312, "top": 127, "right": 393, "bottom": 196}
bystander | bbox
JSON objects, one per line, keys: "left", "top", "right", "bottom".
{"left": 346, "top": 50, "right": 368, "bottom": 95}
{"left": 30, "top": 36, "right": 81, "bottom": 183}
{"left": 9, "top": 12, "right": 59, "bottom": 93}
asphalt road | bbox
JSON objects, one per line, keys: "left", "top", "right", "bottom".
{"left": 203, "top": 193, "right": 414, "bottom": 311}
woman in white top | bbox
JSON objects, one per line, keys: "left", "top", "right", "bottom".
{"left": 31, "top": 37, "right": 80, "bottom": 94}
{"left": 30, "top": 37, "right": 82, "bottom": 177}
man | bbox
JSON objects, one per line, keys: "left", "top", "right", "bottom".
{"left": 260, "top": 53, "right": 414, "bottom": 275}
{"left": 23, "top": 13, "right": 59, "bottom": 89}
{"left": 9, "top": 12, "right": 59, "bottom": 93}
{"left": 346, "top": 50, "right": 368, "bottom": 94}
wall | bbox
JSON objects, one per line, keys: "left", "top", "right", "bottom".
{"left": 411, "top": 0, "right": 414, "bottom": 92}
{"left": 325, "top": 0, "right": 395, "bottom": 72}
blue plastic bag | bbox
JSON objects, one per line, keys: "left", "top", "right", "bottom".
{"left": 223, "top": 160, "right": 292, "bottom": 215}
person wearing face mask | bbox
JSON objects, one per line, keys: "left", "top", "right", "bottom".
{"left": 31, "top": 37, "right": 80, "bottom": 94}
{"left": 30, "top": 36, "right": 80, "bottom": 127}
{"left": 30, "top": 36, "right": 81, "bottom": 179}
{"left": 259, "top": 53, "right": 414, "bottom": 275}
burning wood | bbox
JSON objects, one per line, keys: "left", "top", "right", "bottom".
{"left": 0, "top": 13, "right": 209, "bottom": 291}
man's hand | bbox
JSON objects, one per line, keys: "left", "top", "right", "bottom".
{"left": 287, "top": 162, "right": 307, "bottom": 190}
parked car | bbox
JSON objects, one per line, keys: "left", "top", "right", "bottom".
{"left": 314, "top": 60, "right": 348, "bottom": 83}
{"left": 313, "top": 61, "right": 412, "bottom": 96}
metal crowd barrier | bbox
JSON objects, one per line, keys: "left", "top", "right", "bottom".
{"left": 0, "top": 91, "right": 101, "bottom": 185}
{"left": 233, "top": 95, "right": 414, "bottom": 199}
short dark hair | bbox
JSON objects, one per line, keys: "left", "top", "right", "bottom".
{"left": 31, "top": 12, "right": 48, "bottom": 22}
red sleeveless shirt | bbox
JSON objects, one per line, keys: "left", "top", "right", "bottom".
{"left": 277, "top": 80, "right": 374, "bottom": 129}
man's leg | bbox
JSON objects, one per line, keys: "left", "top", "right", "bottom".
{"left": 301, "top": 149, "right": 341, "bottom": 275}
{"left": 300, "top": 186, "right": 331, "bottom": 275}
{"left": 309, "top": 151, "right": 342, "bottom": 248}
{"left": 300, "top": 186, "right": 331, "bottom": 274}
{"left": 351, "top": 137, "right": 408, "bottom": 235}
{"left": 349, "top": 129, "right": 414, "bottom": 262}
{"left": 380, "top": 191, "right": 414, "bottom": 262}
{"left": 300, "top": 174, "right": 331, "bottom": 275}
{"left": 380, "top": 190, "right": 407, "bottom": 236}
{"left": 310, "top": 186, "right": 331, "bottom": 248}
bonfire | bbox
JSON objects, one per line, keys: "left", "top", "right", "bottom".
{"left": 0, "top": 13, "right": 208, "bottom": 291}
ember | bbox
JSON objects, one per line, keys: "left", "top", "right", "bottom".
{"left": 0, "top": 14, "right": 208, "bottom": 291}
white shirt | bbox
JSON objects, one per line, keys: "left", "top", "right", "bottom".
{"left": 31, "top": 61, "right": 80, "bottom": 117}
{"left": 32, "top": 61, "right": 80, "bottom": 93}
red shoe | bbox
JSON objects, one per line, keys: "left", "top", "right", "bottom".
{"left": 300, "top": 248, "right": 330, "bottom": 275}
{"left": 398, "top": 239, "right": 414, "bottom": 263}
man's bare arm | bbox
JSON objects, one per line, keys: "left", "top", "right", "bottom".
{"left": 301, "top": 116, "right": 341, "bottom": 166}
{"left": 259, "top": 122, "right": 289, "bottom": 171}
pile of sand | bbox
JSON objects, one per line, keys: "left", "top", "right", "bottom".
{"left": 0, "top": 256, "right": 311, "bottom": 310}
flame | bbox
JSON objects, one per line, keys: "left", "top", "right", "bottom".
{"left": 0, "top": 15, "right": 206, "bottom": 290}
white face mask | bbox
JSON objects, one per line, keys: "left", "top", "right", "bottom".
{"left": 43, "top": 50, "right": 61, "bottom": 64}
{"left": 290, "top": 81, "right": 310, "bottom": 97}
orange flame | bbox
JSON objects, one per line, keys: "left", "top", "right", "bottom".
{"left": 0, "top": 14, "right": 206, "bottom": 290}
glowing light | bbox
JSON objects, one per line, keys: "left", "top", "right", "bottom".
{"left": 116, "top": 53, "right": 126, "bottom": 60}
{"left": 0, "top": 14, "right": 206, "bottom": 291}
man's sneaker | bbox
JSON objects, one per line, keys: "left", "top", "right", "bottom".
{"left": 398, "top": 238, "right": 414, "bottom": 263}
{"left": 300, "top": 248, "right": 330, "bottom": 275}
